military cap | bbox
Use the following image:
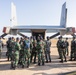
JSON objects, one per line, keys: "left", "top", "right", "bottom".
{"left": 59, "top": 36, "right": 62, "bottom": 38}
{"left": 16, "top": 37, "right": 19, "bottom": 40}
{"left": 25, "top": 36, "right": 28, "bottom": 38}
{"left": 66, "top": 38, "right": 68, "bottom": 40}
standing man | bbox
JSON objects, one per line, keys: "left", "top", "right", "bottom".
{"left": 64, "top": 38, "right": 69, "bottom": 56}
{"left": 6, "top": 37, "right": 12, "bottom": 61}
{"left": 13, "top": 38, "right": 21, "bottom": 69}
{"left": 58, "top": 36, "right": 67, "bottom": 63}
{"left": 30, "top": 36, "right": 37, "bottom": 64}
{"left": 10, "top": 37, "right": 16, "bottom": 69}
{"left": 37, "top": 36, "right": 45, "bottom": 66}
{"left": 22, "top": 36, "right": 30, "bottom": 68}
{"left": 69, "top": 36, "right": 75, "bottom": 61}
{"left": 45, "top": 36, "right": 51, "bottom": 63}
{"left": 57, "top": 37, "right": 61, "bottom": 59}
{"left": 0, "top": 37, "right": 3, "bottom": 59}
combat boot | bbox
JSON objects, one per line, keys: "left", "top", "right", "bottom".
{"left": 22, "top": 65, "right": 25, "bottom": 68}
{"left": 42, "top": 62, "right": 45, "bottom": 66}
{"left": 38, "top": 63, "right": 40, "bottom": 66}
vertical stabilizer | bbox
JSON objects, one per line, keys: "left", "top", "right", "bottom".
{"left": 60, "top": 2, "right": 67, "bottom": 28}
{"left": 11, "top": 2, "right": 17, "bottom": 26}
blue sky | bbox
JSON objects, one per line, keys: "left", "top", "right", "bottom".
{"left": 0, "top": 0, "right": 76, "bottom": 36}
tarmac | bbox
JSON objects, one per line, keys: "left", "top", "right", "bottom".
{"left": 0, "top": 46, "right": 76, "bottom": 75}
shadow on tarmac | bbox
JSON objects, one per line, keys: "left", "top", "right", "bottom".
{"left": 58, "top": 71, "right": 76, "bottom": 75}
{"left": 0, "top": 63, "right": 11, "bottom": 70}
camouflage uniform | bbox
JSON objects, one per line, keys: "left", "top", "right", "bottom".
{"left": 64, "top": 38, "right": 69, "bottom": 56}
{"left": 30, "top": 36, "right": 33, "bottom": 53}
{"left": 0, "top": 37, "right": 3, "bottom": 59}
{"left": 74, "top": 40, "right": 76, "bottom": 60}
{"left": 30, "top": 38, "right": 37, "bottom": 63}
{"left": 70, "top": 37, "right": 75, "bottom": 61}
{"left": 10, "top": 37, "right": 16, "bottom": 68}
{"left": 58, "top": 36, "right": 67, "bottom": 62}
{"left": 37, "top": 37, "right": 45, "bottom": 66}
{"left": 13, "top": 38, "right": 21, "bottom": 69}
{"left": 57, "top": 37, "right": 62, "bottom": 59}
{"left": 45, "top": 37, "right": 51, "bottom": 63}
{"left": 18, "top": 38, "right": 24, "bottom": 65}
{"left": 6, "top": 38, "right": 12, "bottom": 61}
{"left": 22, "top": 37, "right": 30, "bottom": 68}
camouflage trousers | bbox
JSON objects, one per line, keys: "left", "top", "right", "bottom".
{"left": 14, "top": 51, "right": 19, "bottom": 67}
{"left": 21, "top": 49, "right": 31, "bottom": 67}
{"left": 38, "top": 51, "right": 44, "bottom": 65}
{"left": 0, "top": 49, "right": 1, "bottom": 59}
{"left": 70, "top": 49, "right": 75, "bottom": 60}
{"left": 57, "top": 48, "right": 61, "bottom": 58}
{"left": 60, "top": 49, "right": 66, "bottom": 61}
{"left": 65, "top": 47, "right": 69, "bottom": 56}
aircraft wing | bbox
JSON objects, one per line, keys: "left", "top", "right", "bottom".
{"left": 11, "top": 25, "right": 66, "bottom": 33}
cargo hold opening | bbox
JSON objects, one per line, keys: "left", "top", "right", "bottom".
{"left": 31, "top": 29, "right": 46, "bottom": 40}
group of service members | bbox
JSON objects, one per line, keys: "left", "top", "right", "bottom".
{"left": 6, "top": 35, "right": 51, "bottom": 69}
{"left": 57, "top": 36, "right": 76, "bottom": 63}
{"left": 0, "top": 35, "right": 76, "bottom": 70}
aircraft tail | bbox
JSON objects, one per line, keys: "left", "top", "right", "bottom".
{"left": 60, "top": 2, "right": 67, "bottom": 28}
{"left": 11, "top": 2, "right": 17, "bottom": 26}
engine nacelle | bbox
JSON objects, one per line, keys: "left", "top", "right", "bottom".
{"left": 3, "top": 27, "right": 18, "bottom": 35}
{"left": 60, "top": 27, "right": 75, "bottom": 35}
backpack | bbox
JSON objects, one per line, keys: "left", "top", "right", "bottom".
{"left": 60, "top": 41, "right": 66, "bottom": 49}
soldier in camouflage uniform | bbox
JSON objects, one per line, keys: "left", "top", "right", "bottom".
{"left": 30, "top": 36, "right": 33, "bottom": 63}
{"left": 57, "top": 37, "right": 62, "bottom": 59}
{"left": 59, "top": 36, "right": 67, "bottom": 63}
{"left": 69, "top": 36, "right": 75, "bottom": 61}
{"left": 30, "top": 36, "right": 33, "bottom": 53}
{"left": 30, "top": 36, "right": 37, "bottom": 64}
{"left": 18, "top": 37, "right": 24, "bottom": 65}
{"left": 37, "top": 36, "right": 45, "bottom": 66}
{"left": 45, "top": 36, "right": 51, "bottom": 63}
{"left": 64, "top": 38, "right": 69, "bottom": 56}
{"left": 6, "top": 37, "right": 12, "bottom": 61}
{"left": 74, "top": 39, "right": 76, "bottom": 61}
{"left": 10, "top": 37, "right": 16, "bottom": 69}
{"left": 0, "top": 37, "right": 3, "bottom": 59}
{"left": 13, "top": 38, "right": 21, "bottom": 69}
{"left": 22, "top": 36, "right": 30, "bottom": 68}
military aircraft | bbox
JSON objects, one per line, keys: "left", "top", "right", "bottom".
{"left": 1, "top": 2, "right": 76, "bottom": 39}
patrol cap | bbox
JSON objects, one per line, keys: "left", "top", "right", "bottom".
{"left": 16, "top": 37, "right": 19, "bottom": 41}
{"left": 8, "top": 37, "right": 11, "bottom": 40}
{"left": 59, "top": 36, "right": 62, "bottom": 38}
{"left": 30, "top": 36, "right": 33, "bottom": 39}
{"left": 47, "top": 36, "right": 50, "bottom": 39}
{"left": 25, "top": 36, "right": 28, "bottom": 38}
{"left": 66, "top": 38, "right": 68, "bottom": 40}
{"left": 12, "top": 37, "right": 14, "bottom": 39}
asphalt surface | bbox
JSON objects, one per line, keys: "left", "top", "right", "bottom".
{"left": 0, "top": 46, "right": 76, "bottom": 75}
